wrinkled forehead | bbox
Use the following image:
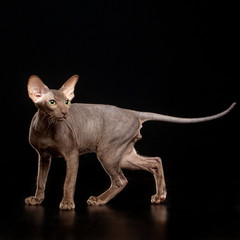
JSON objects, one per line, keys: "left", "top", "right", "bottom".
{"left": 51, "top": 89, "right": 66, "bottom": 101}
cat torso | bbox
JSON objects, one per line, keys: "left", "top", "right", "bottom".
{"left": 29, "top": 104, "right": 141, "bottom": 158}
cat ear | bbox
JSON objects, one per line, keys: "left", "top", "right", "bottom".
{"left": 60, "top": 75, "right": 79, "bottom": 101}
{"left": 27, "top": 75, "right": 50, "bottom": 103}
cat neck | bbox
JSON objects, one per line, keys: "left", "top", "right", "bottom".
{"left": 33, "top": 109, "right": 60, "bottom": 133}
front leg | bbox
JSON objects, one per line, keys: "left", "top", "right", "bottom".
{"left": 25, "top": 153, "right": 51, "bottom": 206}
{"left": 59, "top": 151, "right": 79, "bottom": 210}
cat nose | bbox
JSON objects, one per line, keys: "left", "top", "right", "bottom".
{"left": 61, "top": 110, "right": 67, "bottom": 117}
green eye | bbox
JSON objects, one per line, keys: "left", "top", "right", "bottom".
{"left": 49, "top": 99, "right": 56, "bottom": 105}
{"left": 65, "top": 99, "right": 71, "bottom": 106}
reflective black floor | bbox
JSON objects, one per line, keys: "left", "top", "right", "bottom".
{"left": 1, "top": 167, "right": 240, "bottom": 240}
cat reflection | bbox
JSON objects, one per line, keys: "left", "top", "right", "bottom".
{"left": 87, "top": 205, "right": 167, "bottom": 240}
{"left": 25, "top": 205, "right": 45, "bottom": 226}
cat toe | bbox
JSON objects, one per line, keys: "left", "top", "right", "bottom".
{"left": 87, "top": 196, "right": 104, "bottom": 206}
{"left": 151, "top": 194, "right": 166, "bottom": 205}
{"left": 59, "top": 200, "right": 75, "bottom": 210}
{"left": 25, "top": 196, "right": 43, "bottom": 206}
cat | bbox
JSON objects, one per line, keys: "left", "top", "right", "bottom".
{"left": 25, "top": 74, "right": 235, "bottom": 210}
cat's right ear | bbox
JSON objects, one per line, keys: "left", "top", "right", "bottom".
{"left": 27, "top": 75, "right": 49, "bottom": 103}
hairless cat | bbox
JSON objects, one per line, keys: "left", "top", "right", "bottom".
{"left": 25, "top": 75, "right": 235, "bottom": 210}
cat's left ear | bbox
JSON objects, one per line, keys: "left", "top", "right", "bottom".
{"left": 60, "top": 75, "right": 79, "bottom": 101}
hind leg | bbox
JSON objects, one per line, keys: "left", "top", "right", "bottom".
{"left": 121, "top": 148, "right": 167, "bottom": 204}
{"left": 87, "top": 152, "right": 128, "bottom": 206}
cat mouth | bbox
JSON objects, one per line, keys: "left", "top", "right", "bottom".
{"left": 57, "top": 116, "right": 67, "bottom": 121}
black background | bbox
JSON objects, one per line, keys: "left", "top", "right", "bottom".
{"left": 0, "top": 1, "right": 239, "bottom": 239}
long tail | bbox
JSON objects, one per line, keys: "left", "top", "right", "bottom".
{"left": 137, "top": 102, "right": 236, "bottom": 124}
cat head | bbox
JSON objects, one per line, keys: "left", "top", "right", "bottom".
{"left": 27, "top": 75, "right": 79, "bottom": 121}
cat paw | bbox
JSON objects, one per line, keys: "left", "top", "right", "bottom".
{"left": 87, "top": 196, "right": 105, "bottom": 206}
{"left": 25, "top": 196, "right": 43, "bottom": 206}
{"left": 151, "top": 193, "right": 166, "bottom": 205}
{"left": 59, "top": 200, "right": 75, "bottom": 210}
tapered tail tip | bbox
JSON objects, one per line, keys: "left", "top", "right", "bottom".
{"left": 229, "top": 102, "right": 236, "bottom": 111}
